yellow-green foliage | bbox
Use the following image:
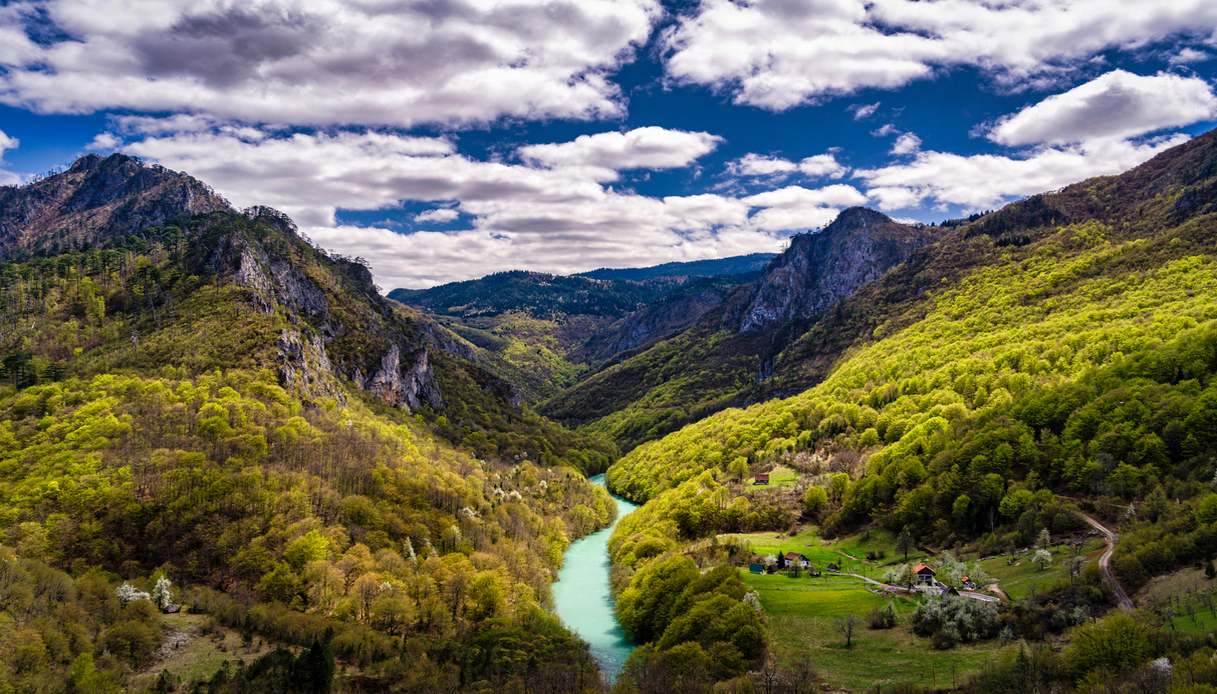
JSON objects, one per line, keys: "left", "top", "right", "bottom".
{"left": 0, "top": 368, "right": 614, "bottom": 688}
{"left": 610, "top": 227, "right": 1217, "bottom": 504}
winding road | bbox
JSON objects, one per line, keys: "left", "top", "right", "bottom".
{"left": 1081, "top": 512, "right": 1134, "bottom": 611}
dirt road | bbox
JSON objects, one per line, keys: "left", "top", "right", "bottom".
{"left": 1082, "top": 512, "right": 1134, "bottom": 611}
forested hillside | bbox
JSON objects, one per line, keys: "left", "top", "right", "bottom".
{"left": 390, "top": 267, "right": 762, "bottom": 404}
{"left": 0, "top": 156, "right": 618, "bottom": 691}
{"left": 542, "top": 208, "right": 934, "bottom": 451}
{"left": 599, "top": 128, "right": 1217, "bottom": 691}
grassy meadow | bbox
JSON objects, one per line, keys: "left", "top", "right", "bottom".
{"left": 741, "top": 570, "right": 1012, "bottom": 690}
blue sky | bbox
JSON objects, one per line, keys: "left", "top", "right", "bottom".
{"left": 1, "top": 1, "right": 1216, "bottom": 288}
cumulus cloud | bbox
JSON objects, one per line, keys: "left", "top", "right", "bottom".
{"left": 742, "top": 184, "right": 867, "bottom": 231}
{"left": 989, "top": 70, "right": 1217, "bottom": 146}
{"left": 798, "top": 153, "right": 849, "bottom": 179}
{"left": 0, "top": 129, "right": 19, "bottom": 185}
{"left": 0, "top": 0, "right": 661, "bottom": 128}
{"left": 115, "top": 126, "right": 853, "bottom": 288}
{"left": 662, "top": 0, "right": 1217, "bottom": 110}
{"left": 518, "top": 127, "right": 722, "bottom": 181}
{"left": 857, "top": 135, "right": 1188, "bottom": 212}
{"left": 890, "top": 132, "right": 922, "bottom": 155}
{"left": 729, "top": 152, "right": 848, "bottom": 179}
{"left": 728, "top": 154, "right": 798, "bottom": 177}
{"left": 86, "top": 132, "right": 121, "bottom": 151}
{"left": 415, "top": 208, "right": 460, "bottom": 224}
{"left": 1171, "top": 47, "right": 1211, "bottom": 65}
{"left": 850, "top": 102, "right": 880, "bottom": 120}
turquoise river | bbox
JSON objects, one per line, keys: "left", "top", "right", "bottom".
{"left": 552, "top": 473, "right": 639, "bottom": 682}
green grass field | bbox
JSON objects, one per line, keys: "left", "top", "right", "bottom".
{"left": 742, "top": 570, "right": 1011, "bottom": 690}
{"left": 131, "top": 613, "right": 278, "bottom": 689}
{"left": 722, "top": 526, "right": 928, "bottom": 578}
{"left": 748, "top": 464, "right": 799, "bottom": 489}
{"left": 977, "top": 539, "right": 1104, "bottom": 600}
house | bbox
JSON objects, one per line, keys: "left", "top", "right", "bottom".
{"left": 784, "top": 552, "right": 811, "bottom": 569}
{"left": 754, "top": 473, "right": 770, "bottom": 485}
{"left": 913, "top": 563, "right": 936, "bottom": 586}
{"left": 960, "top": 575, "right": 977, "bottom": 590}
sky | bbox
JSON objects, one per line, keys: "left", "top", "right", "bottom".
{"left": 1, "top": 1, "right": 1216, "bottom": 290}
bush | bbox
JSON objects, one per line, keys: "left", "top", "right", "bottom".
{"left": 867, "top": 603, "right": 897, "bottom": 629}
{"left": 912, "top": 597, "right": 1001, "bottom": 647}
{"left": 100, "top": 620, "right": 161, "bottom": 667}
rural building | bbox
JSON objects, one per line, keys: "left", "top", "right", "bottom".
{"left": 913, "top": 563, "right": 936, "bottom": 586}
{"left": 754, "top": 473, "right": 770, "bottom": 485}
{"left": 784, "top": 552, "right": 811, "bottom": 569}
{"left": 748, "top": 562, "right": 765, "bottom": 574}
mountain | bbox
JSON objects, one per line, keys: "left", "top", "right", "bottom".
{"left": 0, "top": 153, "right": 229, "bottom": 258}
{"left": 0, "top": 155, "right": 615, "bottom": 691}
{"left": 388, "top": 262, "right": 766, "bottom": 402}
{"left": 600, "top": 129, "right": 1217, "bottom": 690}
{"left": 541, "top": 208, "right": 934, "bottom": 450}
{"left": 577, "top": 252, "right": 775, "bottom": 282}
{"left": 733, "top": 207, "right": 933, "bottom": 333}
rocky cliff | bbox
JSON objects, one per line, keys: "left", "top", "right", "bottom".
{"left": 733, "top": 207, "right": 934, "bottom": 333}
{"left": 0, "top": 153, "right": 231, "bottom": 257}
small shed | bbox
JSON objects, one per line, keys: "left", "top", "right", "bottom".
{"left": 748, "top": 562, "right": 765, "bottom": 574}
{"left": 912, "top": 563, "right": 936, "bottom": 586}
{"left": 754, "top": 473, "right": 770, "bottom": 485}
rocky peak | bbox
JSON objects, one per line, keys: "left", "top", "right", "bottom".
{"left": 0, "top": 153, "right": 231, "bottom": 258}
{"left": 735, "top": 207, "right": 934, "bottom": 334}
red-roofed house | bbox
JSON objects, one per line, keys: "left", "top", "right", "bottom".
{"left": 913, "top": 563, "right": 936, "bottom": 586}
{"left": 784, "top": 552, "right": 810, "bottom": 569}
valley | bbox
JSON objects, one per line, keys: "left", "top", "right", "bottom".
{"left": 1, "top": 131, "right": 1217, "bottom": 692}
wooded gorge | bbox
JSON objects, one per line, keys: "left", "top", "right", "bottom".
{"left": 3, "top": 127, "right": 1217, "bottom": 692}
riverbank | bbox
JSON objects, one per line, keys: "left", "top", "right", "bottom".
{"left": 552, "top": 474, "right": 639, "bottom": 682}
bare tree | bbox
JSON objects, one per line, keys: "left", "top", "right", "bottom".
{"left": 837, "top": 614, "right": 859, "bottom": 648}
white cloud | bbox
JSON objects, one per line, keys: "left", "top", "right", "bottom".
{"left": 798, "top": 153, "right": 849, "bottom": 179}
{"left": 872, "top": 123, "right": 899, "bottom": 137}
{"left": 850, "top": 102, "right": 880, "bottom": 120}
{"left": 517, "top": 127, "right": 722, "bottom": 181}
{"left": 0, "top": 0, "right": 661, "bottom": 128}
{"left": 728, "top": 153, "right": 798, "bottom": 177}
{"left": 729, "top": 152, "right": 848, "bottom": 179}
{"left": 118, "top": 127, "right": 818, "bottom": 288}
{"left": 742, "top": 184, "right": 867, "bottom": 231}
{"left": 662, "top": 0, "right": 1217, "bottom": 110}
{"left": 891, "top": 132, "right": 921, "bottom": 155}
{"left": 857, "top": 135, "right": 1188, "bottom": 212}
{"left": 86, "top": 132, "right": 121, "bottom": 151}
{"left": 0, "top": 129, "right": 19, "bottom": 185}
{"left": 415, "top": 208, "right": 459, "bottom": 224}
{"left": 989, "top": 70, "right": 1217, "bottom": 147}
{"left": 1171, "top": 47, "right": 1211, "bottom": 65}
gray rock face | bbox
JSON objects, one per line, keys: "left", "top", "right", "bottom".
{"left": 277, "top": 329, "right": 346, "bottom": 403}
{"left": 736, "top": 208, "right": 934, "bottom": 334}
{"left": 585, "top": 279, "right": 741, "bottom": 363}
{"left": 0, "top": 153, "right": 230, "bottom": 257}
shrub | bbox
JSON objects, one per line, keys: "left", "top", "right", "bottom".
{"left": 867, "top": 603, "right": 897, "bottom": 629}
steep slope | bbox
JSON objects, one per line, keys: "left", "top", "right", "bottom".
{"left": 542, "top": 209, "right": 934, "bottom": 450}
{"left": 733, "top": 207, "right": 933, "bottom": 333}
{"left": 0, "top": 157, "right": 616, "bottom": 690}
{"left": 602, "top": 128, "right": 1217, "bottom": 694}
{"left": 0, "top": 153, "right": 230, "bottom": 258}
{"left": 607, "top": 128, "right": 1217, "bottom": 504}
